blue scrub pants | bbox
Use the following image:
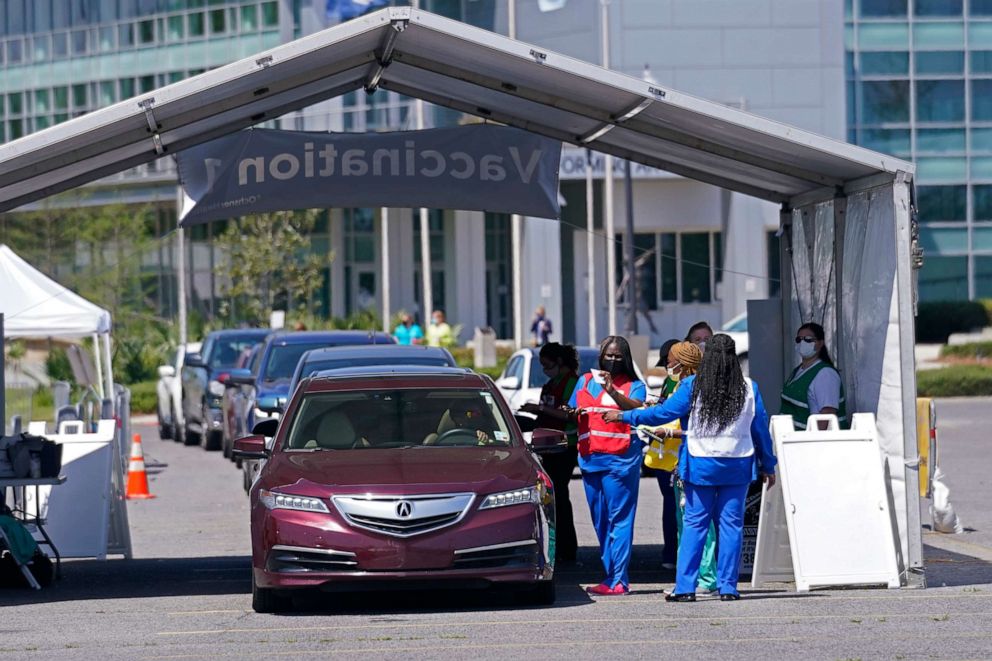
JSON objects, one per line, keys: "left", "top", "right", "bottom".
{"left": 675, "top": 481, "right": 749, "bottom": 596}
{"left": 582, "top": 465, "right": 640, "bottom": 589}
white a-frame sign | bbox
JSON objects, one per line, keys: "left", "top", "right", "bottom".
{"left": 752, "top": 414, "right": 901, "bottom": 591}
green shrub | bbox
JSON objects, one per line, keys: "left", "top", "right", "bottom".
{"left": 45, "top": 347, "right": 75, "bottom": 384}
{"left": 916, "top": 301, "right": 990, "bottom": 344}
{"left": 127, "top": 380, "right": 159, "bottom": 414}
{"left": 449, "top": 346, "right": 514, "bottom": 380}
{"left": 939, "top": 341, "right": 992, "bottom": 359}
{"left": 917, "top": 365, "right": 992, "bottom": 397}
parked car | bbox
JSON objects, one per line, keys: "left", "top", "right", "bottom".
{"left": 180, "top": 328, "right": 270, "bottom": 449}
{"left": 495, "top": 347, "right": 646, "bottom": 414}
{"left": 234, "top": 331, "right": 398, "bottom": 490}
{"left": 239, "top": 344, "right": 458, "bottom": 492}
{"left": 221, "top": 342, "right": 265, "bottom": 460}
{"left": 155, "top": 342, "right": 201, "bottom": 440}
{"left": 722, "top": 312, "right": 749, "bottom": 374}
{"left": 233, "top": 366, "right": 563, "bottom": 612}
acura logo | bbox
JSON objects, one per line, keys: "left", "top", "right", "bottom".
{"left": 395, "top": 500, "right": 414, "bottom": 518}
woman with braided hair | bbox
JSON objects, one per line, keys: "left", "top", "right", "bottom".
{"left": 604, "top": 334, "right": 776, "bottom": 601}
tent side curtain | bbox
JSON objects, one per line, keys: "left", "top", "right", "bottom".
{"left": 0, "top": 244, "right": 112, "bottom": 338}
{"left": 789, "top": 184, "right": 915, "bottom": 579}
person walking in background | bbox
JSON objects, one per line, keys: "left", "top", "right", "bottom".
{"left": 565, "top": 336, "right": 646, "bottom": 595}
{"left": 393, "top": 313, "right": 424, "bottom": 346}
{"left": 530, "top": 305, "right": 553, "bottom": 346}
{"left": 685, "top": 321, "right": 713, "bottom": 353}
{"left": 520, "top": 342, "right": 580, "bottom": 563}
{"left": 426, "top": 309, "right": 455, "bottom": 347}
{"left": 781, "top": 322, "right": 847, "bottom": 430}
{"left": 607, "top": 334, "right": 776, "bottom": 602}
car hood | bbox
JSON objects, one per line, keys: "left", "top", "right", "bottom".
{"left": 265, "top": 446, "right": 538, "bottom": 496}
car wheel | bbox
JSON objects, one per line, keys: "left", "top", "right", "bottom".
{"left": 518, "top": 580, "right": 556, "bottom": 606}
{"left": 203, "top": 429, "right": 222, "bottom": 452}
{"left": 157, "top": 410, "right": 172, "bottom": 441}
{"left": 222, "top": 432, "right": 232, "bottom": 459}
{"left": 252, "top": 573, "right": 291, "bottom": 614}
{"left": 183, "top": 422, "right": 201, "bottom": 446}
{"left": 172, "top": 406, "right": 185, "bottom": 443}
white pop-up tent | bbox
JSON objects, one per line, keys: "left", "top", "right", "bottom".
{"left": 0, "top": 244, "right": 115, "bottom": 401}
{"left": 0, "top": 8, "right": 922, "bottom": 586}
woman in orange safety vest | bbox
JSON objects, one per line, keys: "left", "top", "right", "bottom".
{"left": 565, "top": 335, "right": 645, "bottom": 596}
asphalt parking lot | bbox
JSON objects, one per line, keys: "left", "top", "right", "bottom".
{"left": 2, "top": 398, "right": 991, "bottom": 660}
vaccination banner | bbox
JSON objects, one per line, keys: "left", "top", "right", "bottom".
{"left": 175, "top": 125, "right": 562, "bottom": 226}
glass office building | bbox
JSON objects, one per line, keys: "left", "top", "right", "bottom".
{"left": 846, "top": 0, "right": 992, "bottom": 300}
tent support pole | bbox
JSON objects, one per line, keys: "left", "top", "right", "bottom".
{"left": 586, "top": 150, "right": 597, "bottom": 345}
{"left": 604, "top": 154, "right": 616, "bottom": 336}
{"left": 512, "top": 214, "right": 523, "bottom": 348}
{"left": 832, "top": 195, "right": 847, "bottom": 375}
{"left": 381, "top": 207, "right": 391, "bottom": 333}
{"left": 103, "top": 333, "right": 114, "bottom": 411}
{"left": 92, "top": 333, "right": 105, "bottom": 400}
{"left": 779, "top": 205, "right": 793, "bottom": 381}
{"left": 892, "top": 174, "right": 926, "bottom": 588}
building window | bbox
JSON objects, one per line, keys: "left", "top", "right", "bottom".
{"left": 861, "top": 80, "right": 910, "bottom": 123}
{"left": 916, "top": 79, "right": 964, "bottom": 122}
{"left": 976, "top": 257, "right": 992, "bottom": 298}
{"left": 917, "top": 185, "right": 966, "bottom": 221}
{"left": 861, "top": 51, "right": 909, "bottom": 75}
{"left": 861, "top": 0, "right": 908, "bottom": 17}
{"left": 622, "top": 231, "right": 722, "bottom": 306}
{"left": 919, "top": 255, "right": 969, "bottom": 300}
{"left": 975, "top": 186, "right": 992, "bottom": 221}
{"left": 915, "top": 0, "right": 962, "bottom": 16}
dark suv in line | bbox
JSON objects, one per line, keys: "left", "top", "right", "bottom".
{"left": 234, "top": 366, "right": 565, "bottom": 613}
{"left": 180, "top": 328, "right": 270, "bottom": 448}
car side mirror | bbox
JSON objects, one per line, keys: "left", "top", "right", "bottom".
{"left": 184, "top": 352, "right": 205, "bottom": 368}
{"left": 252, "top": 418, "right": 279, "bottom": 437}
{"left": 233, "top": 435, "right": 269, "bottom": 459}
{"left": 530, "top": 428, "right": 568, "bottom": 454}
{"left": 158, "top": 365, "right": 175, "bottom": 378}
{"left": 226, "top": 369, "right": 255, "bottom": 386}
{"left": 498, "top": 376, "right": 521, "bottom": 390}
{"left": 514, "top": 414, "right": 538, "bottom": 433}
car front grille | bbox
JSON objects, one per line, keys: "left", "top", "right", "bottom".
{"left": 267, "top": 545, "right": 358, "bottom": 573}
{"left": 332, "top": 493, "right": 475, "bottom": 538}
{"left": 453, "top": 540, "right": 539, "bottom": 569}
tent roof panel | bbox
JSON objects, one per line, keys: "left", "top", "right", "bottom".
{"left": 0, "top": 7, "right": 912, "bottom": 213}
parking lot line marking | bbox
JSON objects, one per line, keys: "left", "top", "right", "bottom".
{"left": 142, "top": 631, "right": 992, "bottom": 659}
{"left": 156, "top": 610, "right": 992, "bottom": 637}
{"left": 166, "top": 610, "right": 247, "bottom": 616}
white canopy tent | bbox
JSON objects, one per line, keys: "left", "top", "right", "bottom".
{"left": 0, "top": 244, "right": 115, "bottom": 402}
{"left": 0, "top": 8, "right": 922, "bottom": 585}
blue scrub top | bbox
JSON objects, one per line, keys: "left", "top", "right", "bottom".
{"left": 622, "top": 375, "right": 777, "bottom": 486}
{"left": 569, "top": 373, "right": 647, "bottom": 473}
{"left": 393, "top": 323, "right": 423, "bottom": 345}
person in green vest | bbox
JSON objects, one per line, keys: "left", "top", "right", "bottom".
{"left": 780, "top": 322, "right": 847, "bottom": 430}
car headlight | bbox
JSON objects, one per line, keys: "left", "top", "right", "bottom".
{"left": 259, "top": 489, "right": 329, "bottom": 513}
{"left": 479, "top": 485, "right": 541, "bottom": 510}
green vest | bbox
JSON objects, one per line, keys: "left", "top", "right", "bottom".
{"left": 780, "top": 361, "right": 847, "bottom": 430}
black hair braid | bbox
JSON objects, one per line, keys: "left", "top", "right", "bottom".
{"left": 690, "top": 334, "right": 748, "bottom": 435}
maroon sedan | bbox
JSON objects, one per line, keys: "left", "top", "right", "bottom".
{"left": 234, "top": 366, "right": 565, "bottom": 613}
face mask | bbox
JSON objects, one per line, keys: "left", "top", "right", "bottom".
{"left": 696, "top": 341, "right": 707, "bottom": 353}
{"left": 602, "top": 358, "right": 623, "bottom": 375}
{"left": 797, "top": 341, "right": 818, "bottom": 359}
{"left": 667, "top": 362, "right": 682, "bottom": 382}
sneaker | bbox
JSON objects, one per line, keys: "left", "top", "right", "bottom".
{"left": 586, "top": 583, "right": 629, "bottom": 596}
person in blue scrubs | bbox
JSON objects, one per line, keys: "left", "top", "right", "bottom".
{"left": 566, "top": 335, "right": 646, "bottom": 596}
{"left": 605, "top": 334, "right": 776, "bottom": 601}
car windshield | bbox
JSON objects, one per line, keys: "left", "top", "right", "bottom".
{"left": 528, "top": 351, "right": 601, "bottom": 389}
{"left": 206, "top": 335, "right": 262, "bottom": 369}
{"left": 303, "top": 356, "right": 453, "bottom": 377}
{"left": 285, "top": 389, "right": 514, "bottom": 450}
{"left": 263, "top": 343, "right": 337, "bottom": 382}
{"left": 723, "top": 315, "right": 748, "bottom": 333}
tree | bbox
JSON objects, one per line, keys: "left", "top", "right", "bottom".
{"left": 213, "top": 210, "right": 331, "bottom": 327}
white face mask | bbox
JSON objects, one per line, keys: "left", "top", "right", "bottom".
{"left": 696, "top": 341, "right": 706, "bottom": 354}
{"left": 797, "top": 341, "right": 818, "bottom": 359}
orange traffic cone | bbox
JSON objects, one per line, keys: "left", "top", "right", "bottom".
{"left": 126, "top": 434, "right": 156, "bottom": 500}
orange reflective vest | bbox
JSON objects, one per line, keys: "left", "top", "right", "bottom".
{"left": 575, "top": 376, "right": 634, "bottom": 457}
